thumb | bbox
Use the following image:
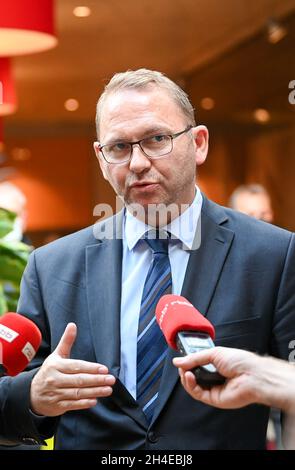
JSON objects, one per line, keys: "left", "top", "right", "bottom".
{"left": 55, "top": 323, "right": 77, "bottom": 358}
{"left": 173, "top": 349, "right": 216, "bottom": 370}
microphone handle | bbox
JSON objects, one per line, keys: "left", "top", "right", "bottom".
{"left": 176, "top": 331, "right": 226, "bottom": 389}
{"left": 192, "top": 365, "right": 225, "bottom": 389}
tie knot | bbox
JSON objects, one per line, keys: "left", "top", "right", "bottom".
{"left": 144, "top": 230, "right": 169, "bottom": 254}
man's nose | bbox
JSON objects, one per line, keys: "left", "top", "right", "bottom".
{"left": 129, "top": 144, "right": 152, "bottom": 173}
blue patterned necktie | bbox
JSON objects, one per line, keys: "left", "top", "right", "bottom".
{"left": 136, "top": 230, "right": 172, "bottom": 423}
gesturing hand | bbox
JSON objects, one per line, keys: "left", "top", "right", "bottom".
{"left": 30, "top": 323, "right": 115, "bottom": 416}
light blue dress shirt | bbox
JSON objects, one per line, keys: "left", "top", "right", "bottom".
{"left": 119, "top": 187, "right": 203, "bottom": 399}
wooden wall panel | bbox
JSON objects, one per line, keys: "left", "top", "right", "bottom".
{"left": 197, "top": 125, "right": 295, "bottom": 231}
{"left": 5, "top": 136, "right": 94, "bottom": 231}
{"left": 3, "top": 125, "right": 295, "bottom": 242}
{"left": 198, "top": 128, "right": 248, "bottom": 205}
{"left": 245, "top": 126, "right": 295, "bottom": 231}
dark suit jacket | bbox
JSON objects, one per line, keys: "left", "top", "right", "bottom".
{"left": 1, "top": 196, "right": 295, "bottom": 449}
{"left": 0, "top": 372, "right": 45, "bottom": 447}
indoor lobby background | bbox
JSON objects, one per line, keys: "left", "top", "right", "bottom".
{"left": 0, "top": 0, "right": 294, "bottom": 246}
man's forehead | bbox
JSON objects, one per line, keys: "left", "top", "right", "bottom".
{"left": 239, "top": 192, "right": 271, "bottom": 208}
{"left": 99, "top": 89, "right": 185, "bottom": 136}
{"left": 102, "top": 86, "right": 174, "bottom": 112}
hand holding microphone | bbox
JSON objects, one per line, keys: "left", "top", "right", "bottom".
{"left": 155, "top": 294, "right": 225, "bottom": 389}
{"left": 30, "top": 323, "right": 116, "bottom": 417}
{"left": 173, "top": 346, "right": 295, "bottom": 421}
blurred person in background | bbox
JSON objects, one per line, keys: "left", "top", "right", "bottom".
{"left": 229, "top": 183, "right": 280, "bottom": 449}
{"left": 0, "top": 182, "right": 31, "bottom": 245}
{"left": 42, "top": 232, "right": 61, "bottom": 246}
{"left": 229, "top": 184, "right": 274, "bottom": 223}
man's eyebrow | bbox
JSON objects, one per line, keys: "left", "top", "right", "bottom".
{"left": 104, "top": 127, "right": 171, "bottom": 144}
{"left": 143, "top": 127, "right": 171, "bottom": 136}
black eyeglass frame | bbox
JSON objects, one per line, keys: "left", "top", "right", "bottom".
{"left": 97, "top": 125, "right": 193, "bottom": 164}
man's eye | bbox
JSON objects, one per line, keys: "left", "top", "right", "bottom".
{"left": 112, "top": 142, "right": 129, "bottom": 152}
{"left": 150, "top": 135, "right": 167, "bottom": 143}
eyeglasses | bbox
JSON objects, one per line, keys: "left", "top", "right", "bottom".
{"left": 97, "top": 125, "right": 193, "bottom": 164}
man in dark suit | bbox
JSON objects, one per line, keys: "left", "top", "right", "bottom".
{"left": 1, "top": 69, "right": 294, "bottom": 449}
{"left": 0, "top": 373, "right": 45, "bottom": 447}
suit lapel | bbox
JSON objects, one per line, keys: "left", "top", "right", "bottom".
{"left": 86, "top": 210, "right": 147, "bottom": 429}
{"left": 181, "top": 198, "right": 235, "bottom": 316}
{"left": 151, "top": 197, "right": 235, "bottom": 424}
{"left": 85, "top": 211, "right": 123, "bottom": 376}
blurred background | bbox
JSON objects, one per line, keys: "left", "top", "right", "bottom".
{"left": 0, "top": 0, "right": 295, "bottom": 247}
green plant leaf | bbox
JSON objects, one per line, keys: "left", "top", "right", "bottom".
{"left": 0, "top": 283, "right": 8, "bottom": 316}
{"left": 3, "top": 284, "right": 20, "bottom": 300}
{"left": 2, "top": 283, "right": 20, "bottom": 314}
{"left": 0, "top": 240, "right": 31, "bottom": 253}
{"left": 0, "top": 241, "right": 31, "bottom": 264}
{"left": 0, "top": 208, "right": 17, "bottom": 238}
{"left": 0, "top": 208, "right": 29, "bottom": 315}
{"left": 6, "top": 297, "right": 18, "bottom": 312}
{"left": 0, "top": 254, "right": 27, "bottom": 284}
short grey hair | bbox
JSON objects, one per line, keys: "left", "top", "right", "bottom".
{"left": 95, "top": 69, "right": 196, "bottom": 138}
{"left": 229, "top": 184, "right": 270, "bottom": 209}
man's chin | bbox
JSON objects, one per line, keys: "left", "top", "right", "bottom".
{"left": 126, "top": 198, "right": 167, "bottom": 210}
{"left": 126, "top": 199, "right": 177, "bottom": 226}
{"left": 126, "top": 191, "right": 163, "bottom": 207}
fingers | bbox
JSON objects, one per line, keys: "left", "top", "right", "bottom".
{"left": 54, "top": 385, "right": 114, "bottom": 401}
{"left": 55, "top": 323, "right": 77, "bottom": 359}
{"left": 57, "top": 399, "right": 98, "bottom": 412}
{"left": 173, "top": 349, "right": 217, "bottom": 370}
{"left": 178, "top": 368, "right": 213, "bottom": 404}
{"left": 56, "top": 359, "right": 109, "bottom": 375}
{"left": 183, "top": 370, "right": 199, "bottom": 392}
{"left": 53, "top": 324, "right": 112, "bottom": 376}
{"left": 30, "top": 368, "right": 116, "bottom": 416}
{"left": 30, "top": 322, "right": 119, "bottom": 417}
{"left": 48, "top": 372, "right": 116, "bottom": 389}
{"left": 178, "top": 368, "right": 196, "bottom": 391}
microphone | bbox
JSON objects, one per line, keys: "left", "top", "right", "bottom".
{"left": 0, "top": 312, "right": 42, "bottom": 377}
{"left": 156, "top": 294, "right": 225, "bottom": 389}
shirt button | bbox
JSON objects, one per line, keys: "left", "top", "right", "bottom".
{"left": 147, "top": 431, "right": 158, "bottom": 443}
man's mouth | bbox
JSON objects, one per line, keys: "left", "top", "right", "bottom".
{"left": 129, "top": 181, "right": 159, "bottom": 189}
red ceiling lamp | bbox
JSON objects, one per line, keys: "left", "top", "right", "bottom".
{"left": 0, "top": 58, "right": 17, "bottom": 116}
{"left": 0, "top": 0, "right": 57, "bottom": 56}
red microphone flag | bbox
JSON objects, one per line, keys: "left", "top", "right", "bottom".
{"left": 155, "top": 294, "right": 215, "bottom": 349}
{"left": 0, "top": 312, "right": 41, "bottom": 376}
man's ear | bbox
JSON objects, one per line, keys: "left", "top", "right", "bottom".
{"left": 93, "top": 142, "right": 108, "bottom": 180}
{"left": 191, "top": 125, "right": 209, "bottom": 166}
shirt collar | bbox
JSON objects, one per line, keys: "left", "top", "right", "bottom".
{"left": 124, "top": 186, "right": 203, "bottom": 251}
